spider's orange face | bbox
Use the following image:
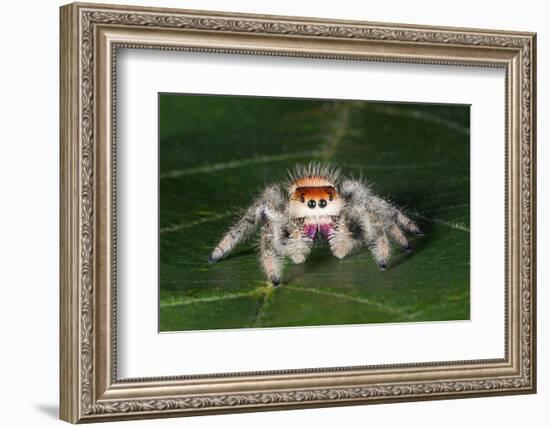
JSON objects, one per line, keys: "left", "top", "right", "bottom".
{"left": 288, "top": 185, "right": 343, "bottom": 218}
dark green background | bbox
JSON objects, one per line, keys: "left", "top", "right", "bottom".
{"left": 159, "top": 94, "right": 470, "bottom": 332}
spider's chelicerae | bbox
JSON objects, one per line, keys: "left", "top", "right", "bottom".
{"left": 209, "top": 163, "right": 423, "bottom": 286}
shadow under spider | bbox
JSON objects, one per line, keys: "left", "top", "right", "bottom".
{"left": 220, "top": 247, "right": 256, "bottom": 261}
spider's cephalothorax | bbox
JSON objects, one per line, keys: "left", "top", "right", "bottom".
{"left": 208, "top": 162, "right": 422, "bottom": 286}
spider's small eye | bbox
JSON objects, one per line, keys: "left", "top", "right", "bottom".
{"left": 307, "top": 200, "right": 316, "bottom": 209}
{"left": 328, "top": 193, "right": 334, "bottom": 201}
{"left": 300, "top": 195, "right": 305, "bottom": 203}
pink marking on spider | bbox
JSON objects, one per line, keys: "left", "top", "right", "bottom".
{"left": 319, "top": 223, "right": 334, "bottom": 239}
{"left": 303, "top": 223, "right": 334, "bottom": 240}
{"left": 304, "top": 223, "right": 317, "bottom": 240}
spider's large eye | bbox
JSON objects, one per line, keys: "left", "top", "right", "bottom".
{"left": 307, "top": 200, "right": 316, "bottom": 209}
{"left": 318, "top": 199, "right": 327, "bottom": 208}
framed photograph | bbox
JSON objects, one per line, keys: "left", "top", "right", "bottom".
{"left": 60, "top": 2, "right": 536, "bottom": 423}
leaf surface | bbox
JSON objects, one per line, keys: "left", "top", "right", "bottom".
{"left": 159, "top": 95, "right": 470, "bottom": 331}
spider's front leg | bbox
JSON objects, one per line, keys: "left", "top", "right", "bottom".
{"left": 362, "top": 217, "right": 392, "bottom": 270}
{"left": 259, "top": 219, "right": 285, "bottom": 286}
{"left": 260, "top": 216, "right": 313, "bottom": 285}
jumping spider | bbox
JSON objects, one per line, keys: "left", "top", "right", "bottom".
{"left": 209, "top": 163, "right": 422, "bottom": 286}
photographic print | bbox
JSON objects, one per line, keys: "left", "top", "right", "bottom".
{"left": 159, "top": 94, "right": 470, "bottom": 332}
{"left": 60, "top": 4, "right": 536, "bottom": 420}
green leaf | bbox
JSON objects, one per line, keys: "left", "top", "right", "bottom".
{"left": 159, "top": 95, "right": 470, "bottom": 332}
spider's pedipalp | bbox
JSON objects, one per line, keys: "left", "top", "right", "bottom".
{"left": 283, "top": 220, "right": 312, "bottom": 264}
{"left": 328, "top": 215, "right": 361, "bottom": 259}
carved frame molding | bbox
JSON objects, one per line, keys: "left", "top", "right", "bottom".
{"left": 60, "top": 2, "right": 536, "bottom": 423}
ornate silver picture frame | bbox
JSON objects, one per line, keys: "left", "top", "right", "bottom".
{"left": 60, "top": 2, "right": 536, "bottom": 423}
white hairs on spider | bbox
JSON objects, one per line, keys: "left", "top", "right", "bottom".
{"left": 209, "top": 162, "right": 422, "bottom": 286}
{"left": 285, "top": 162, "right": 341, "bottom": 194}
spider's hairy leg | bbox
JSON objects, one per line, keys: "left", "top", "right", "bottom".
{"left": 389, "top": 224, "right": 411, "bottom": 252}
{"left": 340, "top": 178, "right": 424, "bottom": 269}
{"left": 369, "top": 193, "right": 422, "bottom": 241}
{"left": 355, "top": 213, "right": 391, "bottom": 270}
{"left": 372, "top": 231, "right": 391, "bottom": 270}
{"left": 339, "top": 178, "right": 372, "bottom": 203}
{"left": 208, "top": 185, "right": 285, "bottom": 264}
{"left": 329, "top": 215, "right": 361, "bottom": 259}
{"left": 283, "top": 219, "right": 312, "bottom": 264}
{"left": 397, "top": 211, "right": 423, "bottom": 236}
{"left": 339, "top": 179, "right": 390, "bottom": 267}
{"left": 343, "top": 176, "right": 422, "bottom": 234}
{"left": 259, "top": 221, "right": 283, "bottom": 286}
{"left": 361, "top": 188, "right": 422, "bottom": 237}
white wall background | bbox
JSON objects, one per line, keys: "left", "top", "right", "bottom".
{"left": 0, "top": 0, "right": 545, "bottom": 425}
